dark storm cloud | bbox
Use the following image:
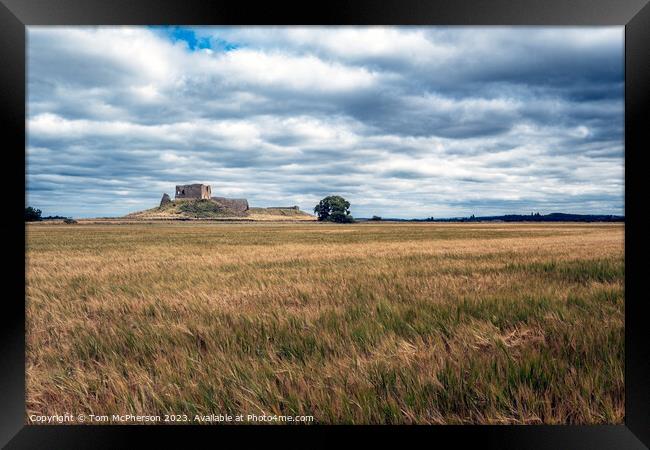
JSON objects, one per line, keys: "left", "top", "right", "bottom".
{"left": 26, "top": 26, "right": 624, "bottom": 218}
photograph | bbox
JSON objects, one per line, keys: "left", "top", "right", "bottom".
{"left": 25, "top": 25, "right": 625, "bottom": 425}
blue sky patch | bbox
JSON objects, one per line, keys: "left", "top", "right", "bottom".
{"left": 152, "top": 26, "right": 238, "bottom": 52}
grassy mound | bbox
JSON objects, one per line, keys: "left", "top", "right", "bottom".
{"left": 127, "top": 199, "right": 315, "bottom": 221}
{"left": 177, "top": 199, "right": 232, "bottom": 218}
{"left": 249, "top": 207, "right": 310, "bottom": 216}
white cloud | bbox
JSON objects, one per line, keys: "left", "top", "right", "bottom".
{"left": 26, "top": 26, "right": 624, "bottom": 218}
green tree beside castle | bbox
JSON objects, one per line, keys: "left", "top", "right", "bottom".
{"left": 314, "top": 196, "right": 354, "bottom": 223}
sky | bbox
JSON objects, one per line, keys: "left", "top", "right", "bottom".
{"left": 26, "top": 26, "right": 624, "bottom": 219}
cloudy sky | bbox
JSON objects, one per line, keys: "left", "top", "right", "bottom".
{"left": 27, "top": 26, "right": 624, "bottom": 218}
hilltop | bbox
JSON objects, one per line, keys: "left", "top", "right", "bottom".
{"left": 126, "top": 198, "right": 315, "bottom": 221}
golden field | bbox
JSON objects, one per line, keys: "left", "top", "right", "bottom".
{"left": 25, "top": 222, "right": 624, "bottom": 424}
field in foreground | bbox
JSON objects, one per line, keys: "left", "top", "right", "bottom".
{"left": 26, "top": 222, "right": 624, "bottom": 424}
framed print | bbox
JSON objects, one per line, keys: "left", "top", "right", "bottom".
{"left": 1, "top": 0, "right": 649, "bottom": 448}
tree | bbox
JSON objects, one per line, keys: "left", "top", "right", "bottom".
{"left": 25, "top": 206, "right": 42, "bottom": 222}
{"left": 314, "top": 195, "right": 354, "bottom": 223}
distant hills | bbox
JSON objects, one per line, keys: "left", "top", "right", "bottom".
{"left": 360, "top": 213, "right": 624, "bottom": 223}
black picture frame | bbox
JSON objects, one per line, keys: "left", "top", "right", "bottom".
{"left": 2, "top": 0, "right": 648, "bottom": 448}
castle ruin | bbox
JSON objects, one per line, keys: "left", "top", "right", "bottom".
{"left": 164, "top": 184, "right": 249, "bottom": 212}
{"left": 211, "top": 197, "right": 249, "bottom": 213}
{"left": 175, "top": 184, "right": 212, "bottom": 199}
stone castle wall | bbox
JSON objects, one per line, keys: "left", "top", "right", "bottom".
{"left": 175, "top": 184, "right": 211, "bottom": 199}
{"left": 212, "top": 197, "right": 249, "bottom": 213}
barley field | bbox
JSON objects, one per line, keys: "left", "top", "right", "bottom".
{"left": 25, "top": 222, "right": 624, "bottom": 424}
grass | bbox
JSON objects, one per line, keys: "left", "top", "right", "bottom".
{"left": 177, "top": 199, "right": 230, "bottom": 218}
{"left": 25, "top": 222, "right": 624, "bottom": 424}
